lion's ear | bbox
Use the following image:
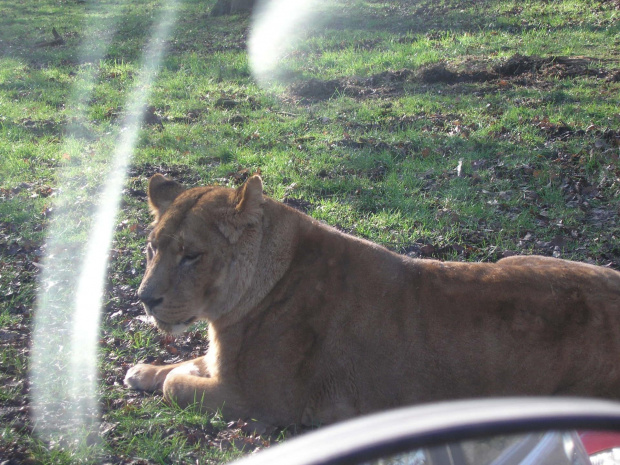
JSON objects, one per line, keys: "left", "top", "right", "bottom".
{"left": 219, "top": 175, "right": 265, "bottom": 243}
{"left": 234, "top": 175, "right": 264, "bottom": 215}
{"left": 147, "top": 174, "right": 185, "bottom": 222}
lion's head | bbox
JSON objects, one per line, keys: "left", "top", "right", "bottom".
{"left": 137, "top": 174, "right": 265, "bottom": 333}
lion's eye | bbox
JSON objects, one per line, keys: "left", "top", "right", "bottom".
{"left": 180, "top": 253, "right": 201, "bottom": 266}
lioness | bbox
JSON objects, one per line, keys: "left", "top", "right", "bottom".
{"left": 125, "top": 173, "right": 620, "bottom": 426}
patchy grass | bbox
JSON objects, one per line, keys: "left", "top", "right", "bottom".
{"left": 1, "top": 0, "right": 619, "bottom": 463}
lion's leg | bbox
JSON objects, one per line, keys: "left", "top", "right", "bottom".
{"left": 124, "top": 357, "right": 208, "bottom": 392}
{"left": 163, "top": 369, "right": 246, "bottom": 419}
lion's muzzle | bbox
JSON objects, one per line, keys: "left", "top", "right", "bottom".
{"left": 138, "top": 294, "right": 163, "bottom": 314}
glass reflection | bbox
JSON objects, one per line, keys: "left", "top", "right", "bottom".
{"left": 364, "top": 430, "right": 620, "bottom": 465}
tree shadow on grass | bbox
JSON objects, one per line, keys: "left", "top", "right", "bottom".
{"left": 315, "top": 0, "right": 618, "bottom": 38}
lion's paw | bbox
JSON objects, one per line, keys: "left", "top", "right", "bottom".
{"left": 124, "top": 364, "right": 165, "bottom": 392}
{"left": 168, "top": 363, "right": 201, "bottom": 377}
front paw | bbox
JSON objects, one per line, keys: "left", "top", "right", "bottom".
{"left": 124, "top": 364, "right": 167, "bottom": 392}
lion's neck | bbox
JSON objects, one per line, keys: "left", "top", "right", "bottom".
{"left": 211, "top": 199, "right": 303, "bottom": 329}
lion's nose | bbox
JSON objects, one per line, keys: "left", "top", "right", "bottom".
{"left": 139, "top": 295, "right": 163, "bottom": 312}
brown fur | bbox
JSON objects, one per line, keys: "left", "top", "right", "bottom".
{"left": 125, "top": 174, "right": 620, "bottom": 426}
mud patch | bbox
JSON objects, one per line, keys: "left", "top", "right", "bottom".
{"left": 421, "top": 55, "right": 617, "bottom": 84}
{"left": 288, "top": 55, "right": 619, "bottom": 101}
{"left": 289, "top": 78, "right": 346, "bottom": 100}
{"left": 496, "top": 55, "right": 614, "bottom": 80}
{"left": 494, "top": 54, "right": 543, "bottom": 76}
{"left": 363, "top": 69, "right": 414, "bottom": 86}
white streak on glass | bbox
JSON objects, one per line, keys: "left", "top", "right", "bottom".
{"left": 30, "top": 0, "right": 181, "bottom": 448}
{"left": 249, "top": 0, "right": 323, "bottom": 86}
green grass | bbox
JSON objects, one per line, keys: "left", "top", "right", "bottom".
{"left": 1, "top": 0, "right": 619, "bottom": 462}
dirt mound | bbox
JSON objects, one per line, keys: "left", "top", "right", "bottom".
{"left": 289, "top": 78, "right": 345, "bottom": 100}
{"left": 363, "top": 69, "right": 414, "bottom": 86}
{"left": 288, "top": 55, "right": 619, "bottom": 101}
{"left": 494, "top": 54, "right": 542, "bottom": 76}
{"left": 496, "top": 55, "right": 614, "bottom": 79}
{"left": 417, "top": 62, "right": 496, "bottom": 84}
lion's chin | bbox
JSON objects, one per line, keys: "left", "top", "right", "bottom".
{"left": 153, "top": 316, "right": 197, "bottom": 335}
